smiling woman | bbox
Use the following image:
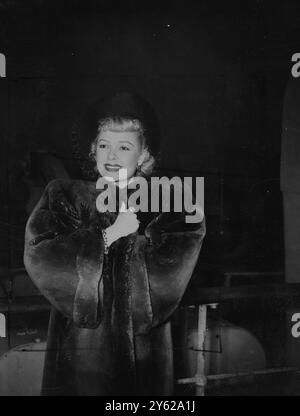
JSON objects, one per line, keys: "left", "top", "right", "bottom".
{"left": 91, "top": 117, "right": 153, "bottom": 182}
{"left": 24, "top": 92, "right": 206, "bottom": 395}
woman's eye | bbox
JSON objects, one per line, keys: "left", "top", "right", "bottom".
{"left": 120, "top": 146, "right": 130, "bottom": 151}
{"left": 98, "top": 144, "right": 107, "bottom": 149}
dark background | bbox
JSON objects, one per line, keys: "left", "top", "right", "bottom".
{"left": 0, "top": 0, "right": 295, "bottom": 274}
{"left": 1, "top": 0, "right": 300, "bottom": 395}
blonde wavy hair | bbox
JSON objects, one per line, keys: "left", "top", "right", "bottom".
{"left": 89, "top": 117, "right": 156, "bottom": 177}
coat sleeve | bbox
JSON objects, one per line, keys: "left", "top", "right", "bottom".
{"left": 23, "top": 179, "right": 105, "bottom": 328}
{"left": 141, "top": 209, "right": 205, "bottom": 328}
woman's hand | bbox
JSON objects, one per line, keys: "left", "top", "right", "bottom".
{"left": 104, "top": 202, "right": 140, "bottom": 247}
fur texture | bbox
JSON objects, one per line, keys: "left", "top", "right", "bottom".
{"left": 24, "top": 178, "right": 205, "bottom": 395}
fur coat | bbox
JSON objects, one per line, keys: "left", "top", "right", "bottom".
{"left": 24, "top": 178, "right": 205, "bottom": 396}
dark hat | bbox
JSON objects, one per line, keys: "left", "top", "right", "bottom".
{"left": 71, "top": 92, "right": 161, "bottom": 179}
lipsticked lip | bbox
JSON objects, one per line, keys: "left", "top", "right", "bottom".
{"left": 104, "top": 163, "right": 122, "bottom": 171}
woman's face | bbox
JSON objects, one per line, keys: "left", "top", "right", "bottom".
{"left": 96, "top": 129, "right": 144, "bottom": 181}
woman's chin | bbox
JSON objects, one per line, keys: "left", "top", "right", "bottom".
{"left": 104, "top": 174, "right": 118, "bottom": 182}
{"left": 100, "top": 171, "right": 133, "bottom": 182}
{"left": 97, "top": 168, "right": 117, "bottom": 181}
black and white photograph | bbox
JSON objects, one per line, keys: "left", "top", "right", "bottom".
{"left": 0, "top": 0, "right": 300, "bottom": 398}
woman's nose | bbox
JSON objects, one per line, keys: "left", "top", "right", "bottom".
{"left": 107, "top": 147, "right": 117, "bottom": 160}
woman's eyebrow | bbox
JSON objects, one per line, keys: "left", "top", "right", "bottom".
{"left": 119, "top": 140, "right": 135, "bottom": 147}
